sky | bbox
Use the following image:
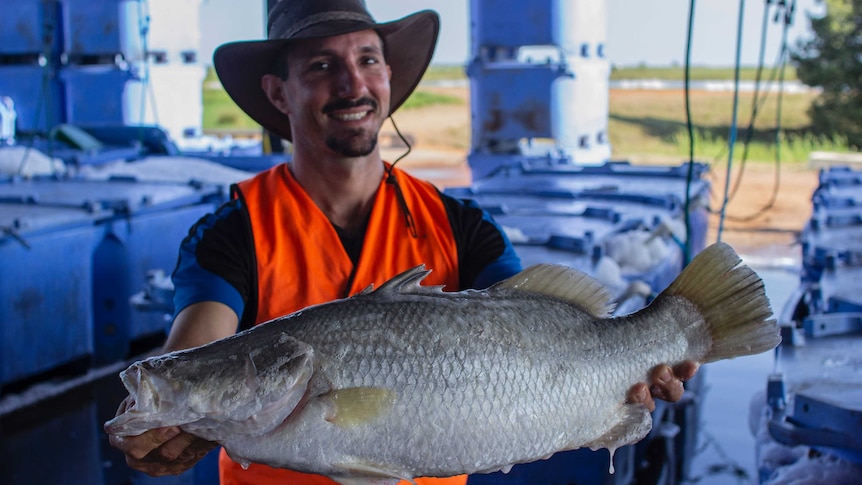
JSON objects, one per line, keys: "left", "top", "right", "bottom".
{"left": 199, "top": 0, "right": 823, "bottom": 68}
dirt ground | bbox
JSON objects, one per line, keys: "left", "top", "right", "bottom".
{"left": 381, "top": 87, "right": 822, "bottom": 261}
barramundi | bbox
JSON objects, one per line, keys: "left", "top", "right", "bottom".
{"left": 105, "top": 242, "right": 779, "bottom": 484}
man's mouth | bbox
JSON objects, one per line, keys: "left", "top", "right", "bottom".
{"left": 324, "top": 98, "right": 378, "bottom": 122}
{"left": 331, "top": 111, "right": 369, "bottom": 122}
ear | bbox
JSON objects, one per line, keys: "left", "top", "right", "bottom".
{"left": 261, "top": 74, "right": 290, "bottom": 115}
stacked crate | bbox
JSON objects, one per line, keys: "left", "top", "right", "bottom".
{"left": 0, "top": 0, "right": 65, "bottom": 135}
{"left": 60, "top": 0, "right": 206, "bottom": 143}
{"left": 468, "top": 0, "right": 611, "bottom": 166}
{"left": 0, "top": 0, "right": 205, "bottom": 143}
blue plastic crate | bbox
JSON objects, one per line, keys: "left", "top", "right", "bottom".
{"left": 0, "top": 0, "right": 62, "bottom": 57}
{"left": 59, "top": 65, "right": 139, "bottom": 126}
{"left": 0, "top": 65, "right": 65, "bottom": 133}
{"left": 1, "top": 177, "right": 222, "bottom": 365}
{"left": 61, "top": 0, "right": 144, "bottom": 62}
{"left": 0, "top": 201, "right": 102, "bottom": 388}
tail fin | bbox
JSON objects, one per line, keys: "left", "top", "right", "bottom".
{"left": 662, "top": 242, "right": 780, "bottom": 362}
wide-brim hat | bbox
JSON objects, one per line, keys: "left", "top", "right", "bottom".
{"left": 213, "top": 0, "right": 439, "bottom": 142}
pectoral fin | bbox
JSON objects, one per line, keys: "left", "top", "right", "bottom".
{"left": 323, "top": 387, "right": 397, "bottom": 428}
{"left": 332, "top": 476, "right": 404, "bottom": 485}
{"left": 331, "top": 458, "right": 415, "bottom": 484}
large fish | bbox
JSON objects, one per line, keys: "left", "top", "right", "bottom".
{"left": 105, "top": 242, "right": 779, "bottom": 484}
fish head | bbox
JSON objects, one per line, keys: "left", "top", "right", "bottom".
{"left": 104, "top": 349, "right": 266, "bottom": 434}
{"left": 105, "top": 334, "right": 316, "bottom": 440}
{"left": 103, "top": 356, "right": 192, "bottom": 436}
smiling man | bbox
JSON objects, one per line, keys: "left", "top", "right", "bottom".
{"left": 263, "top": 30, "right": 392, "bottom": 159}
{"left": 105, "top": 1, "right": 696, "bottom": 484}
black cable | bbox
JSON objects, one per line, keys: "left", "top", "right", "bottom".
{"left": 683, "top": 0, "right": 697, "bottom": 264}
{"left": 727, "top": 0, "right": 775, "bottom": 200}
{"left": 716, "top": 0, "right": 748, "bottom": 242}
{"left": 726, "top": 1, "right": 794, "bottom": 223}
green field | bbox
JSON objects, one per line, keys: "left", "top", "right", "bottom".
{"left": 203, "top": 65, "right": 850, "bottom": 163}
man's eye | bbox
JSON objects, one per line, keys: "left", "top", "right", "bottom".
{"left": 363, "top": 57, "right": 380, "bottom": 65}
{"left": 310, "top": 61, "right": 330, "bottom": 71}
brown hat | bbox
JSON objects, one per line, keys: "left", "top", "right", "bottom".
{"left": 213, "top": 0, "right": 439, "bottom": 141}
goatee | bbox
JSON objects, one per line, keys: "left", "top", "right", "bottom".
{"left": 326, "top": 129, "right": 379, "bottom": 157}
{"left": 323, "top": 97, "right": 381, "bottom": 157}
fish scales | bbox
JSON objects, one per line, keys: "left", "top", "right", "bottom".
{"left": 230, "top": 296, "right": 633, "bottom": 477}
{"left": 105, "top": 242, "right": 780, "bottom": 484}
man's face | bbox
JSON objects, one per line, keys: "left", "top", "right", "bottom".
{"left": 268, "top": 29, "right": 392, "bottom": 158}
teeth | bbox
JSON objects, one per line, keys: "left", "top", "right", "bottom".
{"left": 333, "top": 112, "right": 367, "bottom": 121}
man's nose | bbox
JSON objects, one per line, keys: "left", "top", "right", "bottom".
{"left": 336, "top": 64, "right": 367, "bottom": 98}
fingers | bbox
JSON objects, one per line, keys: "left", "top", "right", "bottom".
{"left": 109, "top": 427, "right": 181, "bottom": 460}
{"left": 111, "top": 429, "right": 215, "bottom": 477}
{"left": 647, "top": 361, "right": 700, "bottom": 403}
{"left": 674, "top": 361, "right": 700, "bottom": 381}
{"left": 107, "top": 394, "right": 213, "bottom": 477}
{"left": 158, "top": 432, "right": 214, "bottom": 462}
{"left": 626, "top": 382, "right": 656, "bottom": 412}
{"left": 131, "top": 435, "right": 217, "bottom": 476}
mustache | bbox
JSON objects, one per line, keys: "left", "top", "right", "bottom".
{"left": 323, "top": 97, "right": 378, "bottom": 113}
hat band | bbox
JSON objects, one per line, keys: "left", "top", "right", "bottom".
{"left": 272, "top": 11, "right": 376, "bottom": 39}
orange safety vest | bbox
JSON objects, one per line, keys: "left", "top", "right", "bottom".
{"left": 219, "top": 162, "right": 466, "bottom": 485}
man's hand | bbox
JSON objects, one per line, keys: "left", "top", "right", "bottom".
{"left": 626, "top": 361, "right": 699, "bottom": 412}
{"left": 106, "top": 396, "right": 217, "bottom": 476}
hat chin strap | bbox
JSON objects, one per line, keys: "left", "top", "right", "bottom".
{"left": 384, "top": 115, "right": 418, "bottom": 239}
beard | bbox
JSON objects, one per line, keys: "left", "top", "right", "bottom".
{"left": 325, "top": 127, "right": 379, "bottom": 157}
{"left": 323, "top": 97, "right": 382, "bottom": 157}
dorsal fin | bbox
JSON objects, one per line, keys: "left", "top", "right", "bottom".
{"left": 372, "top": 265, "right": 441, "bottom": 295}
{"left": 493, "top": 264, "right": 616, "bottom": 317}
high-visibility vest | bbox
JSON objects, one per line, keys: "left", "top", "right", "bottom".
{"left": 219, "top": 162, "right": 466, "bottom": 485}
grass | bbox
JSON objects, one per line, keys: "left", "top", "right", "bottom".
{"left": 201, "top": 65, "right": 853, "bottom": 163}
{"left": 607, "top": 88, "right": 847, "bottom": 164}
{"left": 201, "top": 66, "right": 463, "bottom": 131}
{"left": 401, "top": 90, "right": 462, "bottom": 110}
{"left": 202, "top": 88, "right": 259, "bottom": 132}
{"left": 609, "top": 65, "right": 799, "bottom": 82}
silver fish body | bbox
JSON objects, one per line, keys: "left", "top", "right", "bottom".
{"left": 105, "top": 242, "right": 779, "bottom": 484}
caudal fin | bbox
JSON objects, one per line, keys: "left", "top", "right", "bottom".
{"left": 662, "top": 242, "right": 780, "bottom": 362}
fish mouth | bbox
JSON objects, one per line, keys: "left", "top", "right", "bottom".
{"left": 104, "top": 363, "right": 180, "bottom": 436}
{"left": 122, "top": 363, "right": 173, "bottom": 413}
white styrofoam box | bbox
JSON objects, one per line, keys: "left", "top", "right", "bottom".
{"left": 552, "top": 57, "right": 611, "bottom": 164}
{"left": 144, "top": 0, "right": 203, "bottom": 63}
{"left": 128, "top": 63, "right": 207, "bottom": 141}
{"left": 557, "top": 0, "right": 608, "bottom": 59}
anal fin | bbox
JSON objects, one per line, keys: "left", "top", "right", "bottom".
{"left": 582, "top": 403, "right": 653, "bottom": 474}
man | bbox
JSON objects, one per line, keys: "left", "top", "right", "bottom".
{"left": 107, "top": 1, "right": 697, "bottom": 484}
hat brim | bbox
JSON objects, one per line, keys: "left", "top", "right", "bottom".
{"left": 213, "top": 10, "right": 439, "bottom": 142}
